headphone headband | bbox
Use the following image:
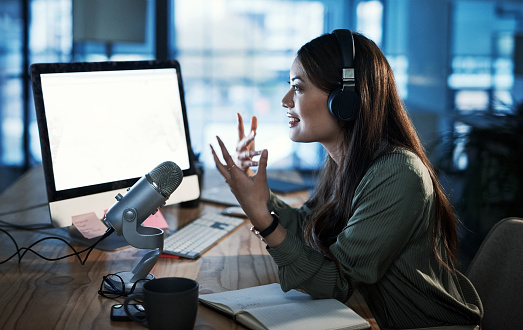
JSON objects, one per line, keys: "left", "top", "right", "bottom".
{"left": 332, "top": 29, "right": 355, "bottom": 69}
{"left": 332, "top": 29, "right": 355, "bottom": 92}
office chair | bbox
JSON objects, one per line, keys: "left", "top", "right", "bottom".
{"left": 466, "top": 217, "right": 523, "bottom": 330}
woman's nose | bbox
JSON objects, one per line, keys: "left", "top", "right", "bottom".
{"left": 281, "top": 89, "right": 294, "bottom": 109}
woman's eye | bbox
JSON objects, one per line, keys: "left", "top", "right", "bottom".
{"left": 292, "top": 84, "right": 301, "bottom": 92}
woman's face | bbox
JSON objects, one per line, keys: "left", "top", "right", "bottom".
{"left": 282, "top": 58, "right": 343, "bottom": 149}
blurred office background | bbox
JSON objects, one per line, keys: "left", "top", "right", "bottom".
{"left": 1, "top": 0, "right": 522, "bottom": 269}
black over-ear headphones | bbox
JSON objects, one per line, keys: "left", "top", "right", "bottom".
{"left": 328, "top": 29, "right": 361, "bottom": 121}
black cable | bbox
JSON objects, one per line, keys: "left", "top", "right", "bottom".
{"left": 0, "top": 226, "right": 115, "bottom": 265}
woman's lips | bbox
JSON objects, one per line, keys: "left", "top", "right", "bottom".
{"left": 287, "top": 113, "right": 300, "bottom": 128}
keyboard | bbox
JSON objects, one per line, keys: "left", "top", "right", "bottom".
{"left": 163, "top": 213, "right": 244, "bottom": 259}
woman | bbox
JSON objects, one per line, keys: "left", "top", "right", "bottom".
{"left": 210, "top": 30, "right": 483, "bottom": 329}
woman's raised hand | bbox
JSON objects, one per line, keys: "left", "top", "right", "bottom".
{"left": 235, "top": 113, "right": 261, "bottom": 176}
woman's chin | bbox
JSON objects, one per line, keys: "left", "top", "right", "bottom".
{"left": 289, "top": 133, "right": 308, "bottom": 143}
{"left": 289, "top": 132, "right": 299, "bottom": 142}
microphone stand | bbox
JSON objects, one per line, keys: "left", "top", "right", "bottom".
{"left": 103, "top": 177, "right": 166, "bottom": 293}
{"left": 110, "top": 210, "right": 164, "bottom": 292}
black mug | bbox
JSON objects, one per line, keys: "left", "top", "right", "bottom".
{"left": 124, "top": 277, "right": 199, "bottom": 330}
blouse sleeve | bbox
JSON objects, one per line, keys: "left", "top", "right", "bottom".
{"left": 266, "top": 151, "right": 434, "bottom": 302}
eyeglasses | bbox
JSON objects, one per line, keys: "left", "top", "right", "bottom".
{"left": 98, "top": 273, "right": 150, "bottom": 299}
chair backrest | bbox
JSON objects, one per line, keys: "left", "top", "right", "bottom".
{"left": 466, "top": 217, "right": 523, "bottom": 330}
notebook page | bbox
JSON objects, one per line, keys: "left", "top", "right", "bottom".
{"left": 199, "top": 283, "right": 311, "bottom": 315}
{"left": 236, "top": 299, "right": 370, "bottom": 330}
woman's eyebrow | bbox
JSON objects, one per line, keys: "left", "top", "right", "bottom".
{"left": 291, "top": 76, "right": 304, "bottom": 82}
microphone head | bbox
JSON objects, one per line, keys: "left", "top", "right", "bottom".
{"left": 147, "top": 161, "right": 183, "bottom": 197}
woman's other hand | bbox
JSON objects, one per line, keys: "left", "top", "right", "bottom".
{"left": 235, "top": 113, "right": 261, "bottom": 176}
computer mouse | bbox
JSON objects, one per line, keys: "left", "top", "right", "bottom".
{"left": 221, "top": 206, "right": 248, "bottom": 218}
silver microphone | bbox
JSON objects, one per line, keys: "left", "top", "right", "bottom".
{"left": 103, "top": 161, "right": 183, "bottom": 289}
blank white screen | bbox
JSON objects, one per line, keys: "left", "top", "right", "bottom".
{"left": 40, "top": 68, "right": 190, "bottom": 191}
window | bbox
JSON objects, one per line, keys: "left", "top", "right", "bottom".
{"left": 356, "top": 0, "right": 382, "bottom": 45}
{"left": 0, "top": 0, "right": 24, "bottom": 165}
{"left": 2, "top": 0, "right": 386, "bottom": 172}
{"left": 0, "top": 0, "right": 72, "bottom": 166}
{"left": 173, "top": 0, "right": 325, "bottom": 169}
{"left": 449, "top": 1, "right": 518, "bottom": 113}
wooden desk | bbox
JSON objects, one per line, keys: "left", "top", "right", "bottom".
{"left": 0, "top": 167, "right": 377, "bottom": 329}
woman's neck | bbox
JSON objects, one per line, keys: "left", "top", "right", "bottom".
{"left": 322, "top": 132, "right": 346, "bottom": 165}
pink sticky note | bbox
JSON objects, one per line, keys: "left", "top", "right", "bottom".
{"left": 142, "top": 209, "right": 168, "bottom": 229}
{"left": 72, "top": 212, "right": 108, "bottom": 239}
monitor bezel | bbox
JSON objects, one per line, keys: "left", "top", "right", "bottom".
{"left": 30, "top": 60, "right": 198, "bottom": 204}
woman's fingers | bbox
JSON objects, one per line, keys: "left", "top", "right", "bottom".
{"left": 255, "top": 149, "right": 269, "bottom": 183}
{"left": 216, "top": 136, "right": 238, "bottom": 171}
{"left": 235, "top": 131, "right": 255, "bottom": 154}
{"left": 234, "top": 114, "right": 259, "bottom": 173}
{"left": 237, "top": 150, "right": 261, "bottom": 166}
{"left": 236, "top": 114, "right": 257, "bottom": 150}
{"left": 250, "top": 116, "right": 258, "bottom": 135}
{"left": 237, "top": 113, "right": 246, "bottom": 140}
{"left": 237, "top": 113, "right": 257, "bottom": 141}
{"left": 210, "top": 144, "right": 229, "bottom": 178}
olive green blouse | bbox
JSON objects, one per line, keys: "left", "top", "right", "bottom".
{"left": 266, "top": 145, "right": 483, "bottom": 329}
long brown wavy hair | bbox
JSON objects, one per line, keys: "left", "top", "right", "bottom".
{"left": 299, "top": 31, "right": 458, "bottom": 271}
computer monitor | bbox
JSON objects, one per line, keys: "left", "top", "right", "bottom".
{"left": 31, "top": 60, "right": 200, "bottom": 230}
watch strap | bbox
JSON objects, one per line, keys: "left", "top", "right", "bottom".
{"left": 250, "top": 211, "right": 279, "bottom": 241}
{"left": 258, "top": 211, "right": 279, "bottom": 237}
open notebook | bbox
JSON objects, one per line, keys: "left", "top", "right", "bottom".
{"left": 199, "top": 283, "right": 370, "bottom": 330}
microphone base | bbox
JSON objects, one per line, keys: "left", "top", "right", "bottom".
{"left": 104, "top": 271, "right": 154, "bottom": 294}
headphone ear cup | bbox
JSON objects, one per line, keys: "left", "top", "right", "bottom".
{"left": 328, "top": 88, "right": 360, "bottom": 121}
{"left": 328, "top": 88, "right": 342, "bottom": 119}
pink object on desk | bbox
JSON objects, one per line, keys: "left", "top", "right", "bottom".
{"left": 142, "top": 209, "right": 169, "bottom": 229}
{"left": 72, "top": 212, "right": 109, "bottom": 239}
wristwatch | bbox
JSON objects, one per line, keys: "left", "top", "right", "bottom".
{"left": 250, "top": 211, "right": 279, "bottom": 243}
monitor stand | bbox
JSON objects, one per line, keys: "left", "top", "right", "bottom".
{"left": 68, "top": 225, "right": 129, "bottom": 251}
